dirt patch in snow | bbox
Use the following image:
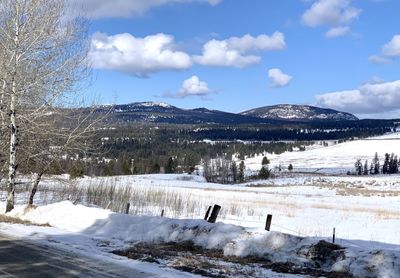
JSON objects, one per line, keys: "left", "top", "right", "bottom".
{"left": 113, "top": 240, "right": 352, "bottom": 278}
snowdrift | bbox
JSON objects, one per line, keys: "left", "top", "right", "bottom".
{"left": 7, "top": 201, "right": 400, "bottom": 278}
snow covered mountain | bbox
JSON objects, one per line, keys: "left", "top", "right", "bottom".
{"left": 105, "top": 102, "right": 270, "bottom": 125}
{"left": 93, "top": 102, "right": 359, "bottom": 124}
{"left": 240, "top": 104, "right": 358, "bottom": 121}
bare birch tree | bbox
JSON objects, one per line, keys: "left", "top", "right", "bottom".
{"left": 0, "top": 0, "right": 90, "bottom": 212}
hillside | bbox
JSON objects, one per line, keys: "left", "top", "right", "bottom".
{"left": 100, "top": 102, "right": 271, "bottom": 125}
{"left": 244, "top": 132, "right": 400, "bottom": 173}
{"left": 241, "top": 104, "right": 358, "bottom": 121}
{"left": 93, "top": 102, "right": 360, "bottom": 125}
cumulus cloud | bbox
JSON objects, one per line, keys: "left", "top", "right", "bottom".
{"left": 177, "top": 75, "right": 213, "bottom": 98}
{"left": 89, "top": 32, "right": 192, "bottom": 77}
{"left": 268, "top": 68, "right": 293, "bottom": 88}
{"left": 72, "top": 0, "right": 222, "bottom": 19}
{"left": 302, "top": 0, "right": 361, "bottom": 27}
{"left": 163, "top": 76, "right": 214, "bottom": 98}
{"left": 325, "top": 26, "right": 351, "bottom": 38}
{"left": 193, "top": 32, "right": 286, "bottom": 68}
{"left": 302, "top": 0, "right": 360, "bottom": 38}
{"left": 315, "top": 80, "right": 400, "bottom": 114}
{"left": 382, "top": 34, "right": 400, "bottom": 57}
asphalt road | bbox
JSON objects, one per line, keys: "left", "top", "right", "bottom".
{"left": 0, "top": 234, "right": 160, "bottom": 278}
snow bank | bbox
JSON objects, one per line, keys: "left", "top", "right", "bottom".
{"left": 7, "top": 201, "right": 400, "bottom": 277}
{"left": 8, "top": 201, "right": 244, "bottom": 249}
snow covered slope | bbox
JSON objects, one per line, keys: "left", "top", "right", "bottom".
{"left": 244, "top": 132, "right": 400, "bottom": 173}
{"left": 241, "top": 104, "right": 358, "bottom": 121}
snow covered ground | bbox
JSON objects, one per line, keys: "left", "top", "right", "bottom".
{"left": 243, "top": 132, "right": 400, "bottom": 174}
{"left": 0, "top": 201, "right": 399, "bottom": 277}
{"left": 6, "top": 170, "right": 399, "bottom": 246}
{"left": 33, "top": 172, "right": 397, "bottom": 247}
{"left": 0, "top": 132, "right": 399, "bottom": 277}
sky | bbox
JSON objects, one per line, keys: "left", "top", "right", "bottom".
{"left": 77, "top": 0, "right": 400, "bottom": 119}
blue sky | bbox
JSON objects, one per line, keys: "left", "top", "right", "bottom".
{"left": 79, "top": 0, "right": 400, "bottom": 118}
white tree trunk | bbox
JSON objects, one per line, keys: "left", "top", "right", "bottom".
{"left": 6, "top": 89, "right": 16, "bottom": 212}
{"left": 6, "top": 7, "right": 19, "bottom": 213}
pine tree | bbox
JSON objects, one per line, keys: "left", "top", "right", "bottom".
{"left": 355, "top": 159, "right": 362, "bottom": 175}
{"left": 372, "top": 152, "right": 380, "bottom": 174}
{"left": 389, "top": 154, "right": 398, "bottom": 174}
{"left": 261, "top": 156, "right": 270, "bottom": 166}
{"left": 363, "top": 160, "right": 368, "bottom": 175}
{"left": 165, "top": 157, "right": 176, "bottom": 174}
{"left": 231, "top": 161, "right": 237, "bottom": 183}
{"left": 258, "top": 166, "right": 270, "bottom": 179}
{"left": 238, "top": 161, "right": 245, "bottom": 183}
{"left": 383, "top": 153, "right": 390, "bottom": 174}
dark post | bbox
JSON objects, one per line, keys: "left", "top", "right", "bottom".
{"left": 207, "top": 205, "right": 221, "bottom": 223}
{"left": 125, "top": 203, "right": 130, "bottom": 214}
{"left": 332, "top": 227, "right": 336, "bottom": 243}
{"left": 161, "top": 209, "right": 165, "bottom": 217}
{"left": 265, "top": 214, "right": 273, "bottom": 231}
{"left": 204, "top": 205, "right": 212, "bottom": 220}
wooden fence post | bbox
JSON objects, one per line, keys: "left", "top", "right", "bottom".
{"left": 204, "top": 206, "right": 212, "bottom": 220}
{"left": 332, "top": 227, "right": 336, "bottom": 243}
{"left": 125, "top": 203, "right": 130, "bottom": 214}
{"left": 207, "top": 205, "right": 221, "bottom": 223}
{"left": 265, "top": 214, "right": 272, "bottom": 231}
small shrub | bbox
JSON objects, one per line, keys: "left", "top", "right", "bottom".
{"left": 69, "top": 162, "right": 85, "bottom": 179}
{"left": 258, "top": 166, "right": 270, "bottom": 179}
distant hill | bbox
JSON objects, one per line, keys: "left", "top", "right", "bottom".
{"left": 240, "top": 104, "right": 358, "bottom": 121}
{"left": 101, "top": 102, "right": 272, "bottom": 125}
{"left": 93, "top": 102, "right": 359, "bottom": 125}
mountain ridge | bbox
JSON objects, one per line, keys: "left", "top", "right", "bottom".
{"left": 240, "top": 104, "right": 358, "bottom": 121}
{"left": 97, "top": 102, "right": 358, "bottom": 125}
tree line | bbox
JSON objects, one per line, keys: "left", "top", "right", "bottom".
{"left": 354, "top": 152, "right": 399, "bottom": 175}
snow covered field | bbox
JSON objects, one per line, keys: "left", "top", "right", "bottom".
{"left": 243, "top": 132, "right": 400, "bottom": 174}
{"left": 5, "top": 172, "right": 399, "bottom": 246}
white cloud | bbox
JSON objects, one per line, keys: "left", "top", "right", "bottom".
{"left": 325, "top": 26, "right": 351, "bottom": 38}
{"left": 369, "top": 34, "right": 400, "bottom": 64}
{"left": 193, "top": 40, "right": 260, "bottom": 68}
{"left": 89, "top": 32, "right": 192, "bottom": 76}
{"left": 193, "top": 32, "right": 286, "bottom": 68}
{"left": 72, "top": 0, "right": 222, "bottom": 19}
{"left": 268, "top": 68, "right": 293, "bottom": 88}
{"left": 382, "top": 34, "right": 400, "bottom": 57}
{"left": 368, "top": 55, "right": 391, "bottom": 64}
{"left": 226, "top": 33, "right": 286, "bottom": 53}
{"left": 302, "top": 0, "right": 361, "bottom": 27}
{"left": 315, "top": 80, "right": 400, "bottom": 114}
{"left": 176, "top": 75, "right": 213, "bottom": 98}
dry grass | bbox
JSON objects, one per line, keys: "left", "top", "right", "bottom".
{"left": 313, "top": 179, "right": 400, "bottom": 197}
{"left": 312, "top": 203, "right": 400, "bottom": 220}
{"left": 0, "top": 214, "right": 50, "bottom": 227}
